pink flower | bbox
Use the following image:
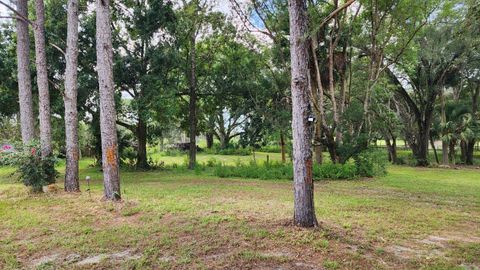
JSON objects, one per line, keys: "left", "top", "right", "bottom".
{"left": 31, "top": 148, "right": 36, "bottom": 156}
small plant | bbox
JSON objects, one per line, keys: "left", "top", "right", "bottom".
{"left": 205, "top": 157, "right": 220, "bottom": 167}
{"left": 323, "top": 260, "right": 340, "bottom": 269}
{"left": 354, "top": 149, "right": 387, "bottom": 177}
{"left": 0, "top": 142, "right": 57, "bottom": 193}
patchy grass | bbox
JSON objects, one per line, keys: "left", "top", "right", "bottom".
{"left": 0, "top": 158, "right": 479, "bottom": 269}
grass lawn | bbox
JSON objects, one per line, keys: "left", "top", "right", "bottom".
{"left": 0, "top": 156, "right": 479, "bottom": 269}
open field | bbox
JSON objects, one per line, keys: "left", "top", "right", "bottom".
{"left": 0, "top": 157, "right": 479, "bottom": 270}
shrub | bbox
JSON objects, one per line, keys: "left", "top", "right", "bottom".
{"left": 203, "top": 146, "right": 251, "bottom": 156}
{"left": 205, "top": 157, "right": 221, "bottom": 167}
{"left": 0, "top": 142, "right": 58, "bottom": 192}
{"left": 354, "top": 149, "right": 387, "bottom": 177}
{"left": 257, "top": 145, "right": 282, "bottom": 153}
{"left": 314, "top": 163, "right": 357, "bottom": 179}
{"left": 213, "top": 161, "right": 360, "bottom": 180}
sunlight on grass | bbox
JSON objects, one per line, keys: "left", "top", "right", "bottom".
{"left": 0, "top": 155, "right": 479, "bottom": 269}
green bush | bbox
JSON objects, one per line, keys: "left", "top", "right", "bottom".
{"left": 314, "top": 163, "right": 357, "bottom": 179}
{"left": 354, "top": 149, "right": 387, "bottom": 177}
{"left": 0, "top": 142, "right": 58, "bottom": 192}
{"left": 204, "top": 157, "right": 221, "bottom": 167}
{"left": 213, "top": 161, "right": 360, "bottom": 180}
{"left": 203, "top": 146, "right": 251, "bottom": 156}
{"left": 257, "top": 145, "right": 282, "bottom": 153}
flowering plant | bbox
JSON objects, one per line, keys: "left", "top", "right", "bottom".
{"left": 0, "top": 141, "right": 57, "bottom": 193}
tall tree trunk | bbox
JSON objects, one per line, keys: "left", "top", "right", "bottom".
{"left": 92, "top": 111, "right": 103, "bottom": 166}
{"left": 430, "top": 134, "right": 439, "bottom": 164}
{"left": 280, "top": 131, "right": 286, "bottom": 163}
{"left": 440, "top": 87, "right": 449, "bottom": 165}
{"left": 288, "top": 0, "right": 317, "bottom": 228}
{"left": 136, "top": 118, "right": 149, "bottom": 169}
{"left": 206, "top": 116, "right": 214, "bottom": 149}
{"left": 96, "top": 0, "right": 120, "bottom": 200}
{"left": 310, "top": 42, "right": 324, "bottom": 166}
{"left": 442, "top": 140, "right": 449, "bottom": 165}
{"left": 385, "top": 137, "right": 392, "bottom": 162}
{"left": 313, "top": 120, "right": 322, "bottom": 165}
{"left": 188, "top": 33, "right": 197, "bottom": 169}
{"left": 16, "top": 0, "right": 35, "bottom": 144}
{"left": 64, "top": 0, "right": 80, "bottom": 192}
{"left": 390, "top": 136, "right": 398, "bottom": 164}
{"left": 33, "top": 0, "right": 52, "bottom": 158}
{"left": 415, "top": 122, "right": 430, "bottom": 166}
{"left": 325, "top": 131, "right": 338, "bottom": 163}
{"left": 218, "top": 135, "right": 226, "bottom": 149}
{"left": 448, "top": 140, "right": 456, "bottom": 165}
{"left": 328, "top": 28, "right": 339, "bottom": 142}
{"left": 460, "top": 140, "right": 467, "bottom": 164}
{"left": 206, "top": 132, "right": 214, "bottom": 149}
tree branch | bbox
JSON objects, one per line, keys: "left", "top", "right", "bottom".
{"left": 116, "top": 120, "right": 136, "bottom": 131}
{"left": 0, "top": 0, "right": 33, "bottom": 25}
{"left": 315, "top": 0, "right": 356, "bottom": 32}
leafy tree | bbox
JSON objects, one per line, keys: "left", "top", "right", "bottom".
{"left": 114, "top": 0, "right": 176, "bottom": 169}
{"left": 175, "top": 0, "right": 227, "bottom": 168}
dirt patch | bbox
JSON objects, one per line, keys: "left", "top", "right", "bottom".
{"left": 27, "top": 249, "right": 141, "bottom": 268}
{"left": 385, "top": 244, "right": 444, "bottom": 259}
{"left": 31, "top": 254, "right": 61, "bottom": 268}
{"left": 386, "top": 232, "right": 480, "bottom": 261}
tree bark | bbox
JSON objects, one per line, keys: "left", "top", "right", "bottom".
{"left": 136, "top": 118, "right": 149, "bottom": 169}
{"left": 430, "top": 133, "right": 439, "bottom": 164}
{"left": 33, "top": 0, "right": 52, "bottom": 158}
{"left": 96, "top": 0, "right": 120, "bottom": 200}
{"left": 280, "top": 131, "right": 286, "bottom": 163}
{"left": 440, "top": 87, "right": 448, "bottom": 165}
{"left": 448, "top": 139, "right": 456, "bottom": 165}
{"left": 64, "top": 0, "right": 80, "bottom": 192}
{"left": 188, "top": 33, "right": 197, "bottom": 169}
{"left": 288, "top": 0, "right": 317, "bottom": 228}
{"left": 385, "top": 136, "right": 398, "bottom": 164}
{"left": 16, "top": 0, "right": 35, "bottom": 144}
{"left": 460, "top": 140, "right": 467, "bottom": 164}
{"left": 415, "top": 122, "right": 430, "bottom": 166}
{"left": 206, "top": 132, "right": 214, "bottom": 149}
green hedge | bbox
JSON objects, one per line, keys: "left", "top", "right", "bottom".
{"left": 211, "top": 149, "right": 387, "bottom": 180}
{"left": 213, "top": 161, "right": 358, "bottom": 180}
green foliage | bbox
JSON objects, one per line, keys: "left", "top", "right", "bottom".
{"left": 313, "top": 163, "right": 358, "bottom": 180}
{"left": 0, "top": 142, "right": 57, "bottom": 192}
{"left": 257, "top": 144, "right": 282, "bottom": 153}
{"left": 159, "top": 148, "right": 185, "bottom": 157}
{"left": 203, "top": 146, "right": 252, "bottom": 156}
{"left": 213, "top": 161, "right": 362, "bottom": 180}
{"left": 354, "top": 150, "right": 388, "bottom": 177}
{"left": 0, "top": 24, "right": 19, "bottom": 118}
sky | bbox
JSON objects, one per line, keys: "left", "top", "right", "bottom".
{"left": 1, "top": 0, "right": 242, "bottom": 22}
{"left": 0, "top": 4, "right": 8, "bottom": 18}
